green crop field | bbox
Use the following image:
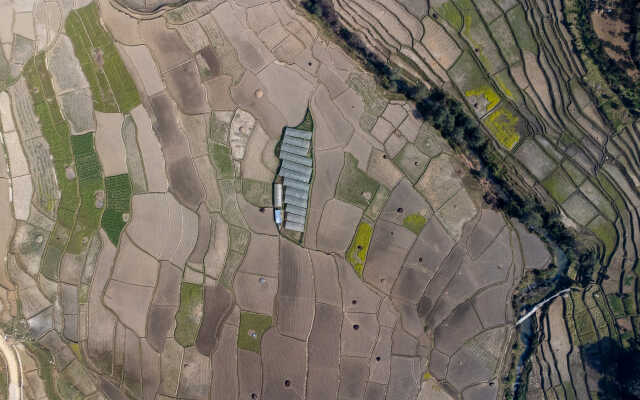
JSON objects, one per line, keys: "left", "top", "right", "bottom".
{"left": 68, "top": 133, "right": 104, "bottom": 253}
{"left": 295, "top": 108, "right": 314, "bottom": 131}
{"left": 437, "top": 1, "right": 463, "bottom": 32}
{"left": 174, "top": 283, "right": 204, "bottom": 347}
{"left": 23, "top": 53, "right": 79, "bottom": 230}
{"left": 403, "top": 214, "right": 427, "bottom": 234}
{"left": 237, "top": 312, "right": 272, "bottom": 353}
{"left": 336, "top": 153, "right": 380, "bottom": 209}
{"left": 210, "top": 143, "right": 234, "bottom": 179}
{"left": 65, "top": 3, "right": 140, "bottom": 113}
{"left": 101, "top": 174, "right": 131, "bottom": 245}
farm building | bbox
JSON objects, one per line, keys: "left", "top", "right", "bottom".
{"left": 274, "top": 126, "right": 313, "bottom": 233}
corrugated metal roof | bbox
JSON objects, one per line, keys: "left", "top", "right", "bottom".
{"left": 286, "top": 213, "right": 305, "bottom": 224}
{"left": 279, "top": 168, "right": 310, "bottom": 183}
{"left": 286, "top": 187, "right": 308, "bottom": 200}
{"left": 280, "top": 143, "right": 308, "bottom": 157}
{"left": 279, "top": 150, "right": 312, "bottom": 166}
{"left": 274, "top": 184, "right": 283, "bottom": 208}
{"left": 285, "top": 128, "right": 313, "bottom": 140}
{"left": 285, "top": 220, "right": 305, "bottom": 232}
{"left": 283, "top": 136, "right": 310, "bottom": 150}
{"left": 281, "top": 160, "right": 312, "bottom": 177}
{"left": 283, "top": 179, "right": 310, "bottom": 192}
{"left": 286, "top": 204, "right": 307, "bottom": 216}
{"left": 284, "top": 193, "right": 307, "bottom": 208}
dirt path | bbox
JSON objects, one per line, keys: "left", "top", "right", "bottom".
{"left": 0, "top": 331, "right": 20, "bottom": 400}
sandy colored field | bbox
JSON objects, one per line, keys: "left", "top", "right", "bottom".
{"left": 11, "top": 174, "right": 32, "bottom": 221}
{"left": 120, "top": 44, "right": 165, "bottom": 96}
{"left": 3, "top": 130, "right": 30, "bottom": 177}
{"left": 0, "top": 92, "right": 15, "bottom": 132}
{"left": 127, "top": 193, "right": 198, "bottom": 267}
{"left": 95, "top": 112, "right": 127, "bottom": 177}
{"left": 130, "top": 105, "right": 169, "bottom": 192}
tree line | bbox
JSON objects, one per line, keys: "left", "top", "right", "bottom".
{"left": 302, "top": 0, "right": 595, "bottom": 286}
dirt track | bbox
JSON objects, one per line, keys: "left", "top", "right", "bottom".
{"left": 0, "top": 331, "right": 20, "bottom": 400}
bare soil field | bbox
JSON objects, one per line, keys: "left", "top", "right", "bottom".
{"left": 2, "top": 0, "right": 633, "bottom": 398}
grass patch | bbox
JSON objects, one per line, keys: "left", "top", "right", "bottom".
{"left": 346, "top": 222, "right": 373, "bottom": 278}
{"left": 347, "top": 74, "right": 388, "bottom": 132}
{"left": 403, "top": 214, "right": 427, "bottom": 234}
{"left": 437, "top": 1, "right": 463, "bottom": 31}
{"left": 295, "top": 108, "right": 314, "bottom": 131}
{"left": 65, "top": 3, "right": 140, "bottom": 113}
{"left": 219, "top": 180, "right": 247, "bottom": 228}
{"left": 24, "top": 341, "right": 61, "bottom": 400}
{"left": 587, "top": 216, "right": 617, "bottom": 263}
{"left": 100, "top": 174, "right": 131, "bottom": 246}
{"left": 68, "top": 133, "right": 104, "bottom": 253}
{"left": 41, "top": 245, "right": 63, "bottom": 280}
{"left": 622, "top": 294, "right": 636, "bottom": 315}
{"left": 174, "top": 282, "right": 204, "bottom": 347}
{"left": 209, "top": 113, "right": 230, "bottom": 145}
{"left": 23, "top": 53, "right": 79, "bottom": 230}
{"left": 494, "top": 71, "right": 523, "bottom": 103}
{"left": 0, "top": 356, "right": 7, "bottom": 400}
{"left": 506, "top": 5, "right": 538, "bottom": 54}
{"left": 57, "top": 376, "right": 82, "bottom": 400}
{"left": 364, "top": 186, "right": 390, "bottom": 220}
{"left": 574, "top": 310, "right": 596, "bottom": 337}
{"left": 336, "top": 153, "right": 380, "bottom": 209}
{"left": 490, "top": 16, "right": 521, "bottom": 65}
{"left": 210, "top": 143, "right": 234, "bottom": 179}
{"left": 607, "top": 294, "right": 625, "bottom": 318}
{"left": 562, "top": 160, "right": 586, "bottom": 186}
{"left": 393, "top": 143, "right": 430, "bottom": 184}
{"left": 542, "top": 168, "right": 577, "bottom": 203}
{"left": 242, "top": 179, "right": 273, "bottom": 208}
{"left": 465, "top": 86, "right": 501, "bottom": 112}
{"left": 449, "top": 51, "right": 494, "bottom": 98}
{"left": 237, "top": 312, "right": 272, "bottom": 353}
{"left": 484, "top": 107, "right": 520, "bottom": 150}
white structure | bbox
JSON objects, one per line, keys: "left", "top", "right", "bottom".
{"left": 275, "top": 127, "right": 313, "bottom": 233}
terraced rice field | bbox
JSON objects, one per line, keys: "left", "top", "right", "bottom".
{"left": 0, "top": 0, "right": 638, "bottom": 399}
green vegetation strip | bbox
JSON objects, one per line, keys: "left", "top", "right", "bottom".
{"left": 101, "top": 174, "right": 131, "bottom": 246}
{"left": 336, "top": 153, "right": 379, "bottom": 209}
{"left": 0, "top": 357, "right": 7, "bottom": 400}
{"left": 174, "top": 282, "right": 204, "bottom": 347}
{"left": 23, "top": 53, "right": 79, "bottom": 230}
{"left": 295, "top": 108, "right": 314, "bottom": 131}
{"left": 65, "top": 2, "right": 140, "bottom": 113}
{"left": 24, "top": 342, "right": 61, "bottom": 400}
{"left": 403, "top": 214, "right": 427, "bottom": 234}
{"left": 210, "top": 143, "right": 234, "bottom": 179}
{"left": 68, "top": 133, "right": 104, "bottom": 253}
{"left": 237, "top": 312, "right": 272, "bottom": 353}
{"left": 437, "top": 1, "right": 463, "bottom": 32}
{"left": 347, "top": 222, "right": 373, "bottom": 278}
